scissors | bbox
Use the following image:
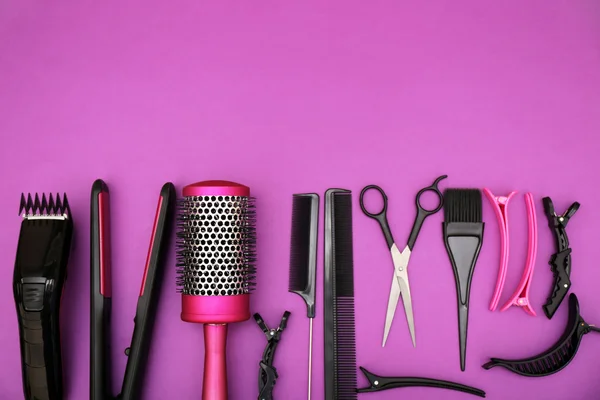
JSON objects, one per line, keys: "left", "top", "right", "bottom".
{"left": 359, "top": 175, "right": 447, "bottom": 347}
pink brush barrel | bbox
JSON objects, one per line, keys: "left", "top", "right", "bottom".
{"left": 484, "top": 188, "right": 517, "bottom": 311}
{"left": 179, "top": 180, "right": 255, "bottom": 400}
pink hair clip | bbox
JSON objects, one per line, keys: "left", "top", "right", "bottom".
{"left": 483, "top": 188, "right": 517, "bottom": 311}
{"left": 500, "top": 192, "right": 538, "bottom": 315}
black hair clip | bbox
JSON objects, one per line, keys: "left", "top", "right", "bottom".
{"left": 254, "top": 311, "right": 291, "bottom": 400}
{"left": 483, "top": 294, "right": 600, "bottom": 377}
{"left": 542, "top": 197, "right": 580, "bottom": 319}
{"left": 357, "top": 367, "right": 486, "bottom": 398}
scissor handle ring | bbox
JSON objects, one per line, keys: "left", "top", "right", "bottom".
{"left": 415, "top": 175, "right": 448, "bottom": 214}
{"left": 359, "top": 185, "right": 388, "bottom": 219}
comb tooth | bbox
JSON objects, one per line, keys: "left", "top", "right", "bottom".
{"left": 33, "top": 194, "right": 41, "bottom": 215}
{"left": 54, "top": 193, "right": 62, "bottom": 214}
{"left": 26, "top": 194, "right": 33, "bottom": 215}
{"left": 19, "top": 193, "right": 26, "bottom": 215}
{"left": 41, "top": 194, "right": 48, "bottom": 214}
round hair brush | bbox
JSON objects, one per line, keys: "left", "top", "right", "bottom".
{"left": 176, "top": 180, "right": 256, "bottom": 400}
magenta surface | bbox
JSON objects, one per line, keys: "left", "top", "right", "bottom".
{"left": 1, "top": 2, "right": 600, "bottom": 400}
{"left": 181, "top": 294, "right": 250, "bottom": 325}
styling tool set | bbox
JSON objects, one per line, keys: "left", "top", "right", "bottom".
{"left": 90, "top": 180, "right": 176, "bottom": 400}
{"left": 8, "top": 175, "right": 595, "bottom": 400}
{"left": 13, "top": 194, "right": 73, "bottom": 400}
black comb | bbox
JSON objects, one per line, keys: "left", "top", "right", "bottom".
{"left": 483, "top": 294, "right": 600, "bottom": 377}
{"left": 324, "top": 189, "right": 357, "bottom": 400}
{"left": 289, "top": 193, "right": 319, "bottom": 400}
{"left": 443, "top": 188, "right": 484, "bottom": 372}
{"left": 289, "top": 193, "right": 319, "bottom": 317}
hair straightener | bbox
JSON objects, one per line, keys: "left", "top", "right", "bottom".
{"left": 90, "top": 179, "right": 175, "bottom": 400}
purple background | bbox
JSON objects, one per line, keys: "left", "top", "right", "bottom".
{"left": 1, "top": 1, "right": 600, "bottom": 399}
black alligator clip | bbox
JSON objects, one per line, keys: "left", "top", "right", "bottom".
{"left": 254, "top": 311, "right": 291, "bottom": 400}
{"left": 542, "top": 197, "right": 580, "bottom": 319}
{"left": 357, "top": 367, "right": 486, "bottom": 398}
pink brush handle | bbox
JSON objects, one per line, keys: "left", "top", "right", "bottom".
{"left": 203, "top": 324, "right": 228, "bottom": 400}
{"left": 484, "top": 188, "right": 517, "bottom": 311}
{"left": 500, "top": 192, "right": 538, "bottom": 315}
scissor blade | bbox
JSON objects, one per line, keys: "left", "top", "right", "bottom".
{"left": 391, "top": 244, "right": 415, "bottom": 347}
{"left": 397, "top": 275, "right": 416, "bottom": 347}
{"left": 382, "top": 272, "right": 401, "bottom": 347}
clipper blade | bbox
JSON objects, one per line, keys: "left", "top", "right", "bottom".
{"left": 19, "top": 193, "right": 71, "bottom": 218}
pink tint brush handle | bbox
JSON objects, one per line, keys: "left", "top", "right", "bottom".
{"left": 500, "top": 193, "right": 538, "bottom": 316}
{"left": 203, "top": 324, "right": 228, "bottom": 400}
{"left": 483, "top": 188, "right": 517, "bottom": 311}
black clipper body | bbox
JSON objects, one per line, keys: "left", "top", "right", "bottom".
{"left": 13, "top": 193, "right": 73, "bottom": 400}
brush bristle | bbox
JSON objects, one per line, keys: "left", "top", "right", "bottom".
{"left": 288, "top": 194, "right": 316, "bottom": 293}
{"left": 176, "top": 195, "right": 256, "bottom": 296}
{"left": 444, "top": 189, "right": 482, "bottom": 223}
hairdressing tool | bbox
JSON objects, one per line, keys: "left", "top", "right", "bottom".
{"left": 177, "top": 180, "right": 256, "bottom": 400}
{"left": 443, "top": 188, "right": 484, "bottom": 371}
{"left": 483, "top": 294, "right": 600, "bottom": 377}
{"left": 288, "top": 193, "right": 319, "bottom": 400}
{"left": 357, "top": 367, "right": 486, "bottom": 398}
{"left": 254, "top": 311, "right": 291, "bottom": 400}
{"left": 13, "top": 193, "right": 73, "bottom": 400}
{"left": 542, "top": 197, "right": 580, "bottom": 319}
{"left": 91, "top": 180, "right": 176, "bottom": 400}
{"left": 359, "top": 175, "right": 447, "bottom": 348}
{"left": 500, "top": 193, "right": 538, "bottom": 315}
{"left": 483, "top": 189, "right": 517, "bottom": 311}
{"left": 324, "top": 189, "right": 357, "bottom": 400}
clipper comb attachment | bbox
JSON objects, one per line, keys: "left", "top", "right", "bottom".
{"left": 19, "top": 193, "right": 71, "bottom": 217}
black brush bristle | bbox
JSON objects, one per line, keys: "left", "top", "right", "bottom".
{"left": 444, "top": 189, "right": 482, "bottom": 223}
{"left": 288, "top": 193, "right": 319, "bottom": 318}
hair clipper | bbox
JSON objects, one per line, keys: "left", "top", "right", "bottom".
{"left": 13, "top": 193, "right": 73, "bottom": 400}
